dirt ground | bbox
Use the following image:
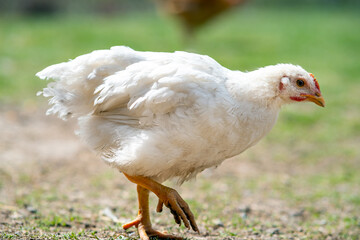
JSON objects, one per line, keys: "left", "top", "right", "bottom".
{"left": 0, "top": 105, "right": 359, "bottom": 240}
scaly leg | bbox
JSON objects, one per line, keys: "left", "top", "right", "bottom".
{"left": 122, "top": 173, "right": 199, "bottom": 238}
{"left": 123, "top": 185, "right": 185, "bottom": 240}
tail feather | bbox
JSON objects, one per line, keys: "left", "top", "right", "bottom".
{"left": 37, "top": 46, "right": 143, "bottom": 120}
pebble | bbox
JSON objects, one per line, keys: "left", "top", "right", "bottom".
{"left": 238, "top": 206, "right": 251, "bottom": 214}
{"left": 85, "top": 223, "right": 96, "bottom": 229}
{"left": 291, "top": 209, "right": 305, "bottom": 217}
{"left": 25, "top": 205, "right": 38, "bottom": 214}
{"left": 318, "top": 219, "right": 327, "bottom": 225}
{"left": 10, "top": 211, "right": 23, "bottom": 220}
{"left": 212, "top": 218, "right": 224, "bottom": 229}
{"left": 238, "top": 206, "right": 251, "bottom": 219}
{"left": 101, "top": 207, "right": 120, "bottom": 223}
{"left": 267, "top": 228, "right": 280, "bottom": 235}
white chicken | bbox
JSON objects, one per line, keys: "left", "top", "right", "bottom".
{"left": 37, "top": 46, "right": 325, "bottom": 240}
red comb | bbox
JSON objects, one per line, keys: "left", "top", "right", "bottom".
{"left": 310, "top": 73, "right": 320, "bottom": 91}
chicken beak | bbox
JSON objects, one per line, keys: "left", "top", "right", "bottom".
{"left": 302, "top": 94, "right": 325, "bottom": 107}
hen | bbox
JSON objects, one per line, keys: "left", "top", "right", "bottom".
{"left": 157, "top": 0, "right": 247, "bottom": 38}
{"left": 37, "top": 46, "right": 324, "bottom": 240}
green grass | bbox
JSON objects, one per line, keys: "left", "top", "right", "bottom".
{"left": 1, "top": 8, "right": 359, "bottom": 101}
{"left": 1, "top": 6, "right": 360, "bottom": 239}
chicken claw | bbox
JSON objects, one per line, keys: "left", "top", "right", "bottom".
{"left": 123, "top": 173, "right": 200, "bottom": 235}
{"left": 122, "top": 184, "right": 189, "bottom": 240}
{"left": 157, "top": 188, "right": 199, "bottom": 233}
{"left": 138, "top": 223, "right": 184, "bottom": 240}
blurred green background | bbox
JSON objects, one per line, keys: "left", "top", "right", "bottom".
{"left": 1, "top": 0, "right": 359, "bottom": 149}
{"left": 0, "top": 0, "right": 359, "bottom": 238}
{"left": 0, "top": 0, "right": 359, "bottom": 103}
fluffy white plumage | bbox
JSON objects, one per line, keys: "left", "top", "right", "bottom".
{"left": 37, "top": 46, "right": 323, "bottom": 183}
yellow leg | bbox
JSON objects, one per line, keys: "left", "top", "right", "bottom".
{"left": 122, "top": 173, "right": 199, "bottom": 239}
{"left": 122, "top": 185, "right": 150, "bottom": 230}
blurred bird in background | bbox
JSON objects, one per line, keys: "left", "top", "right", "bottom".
{"left": 37, "top": 46, "right": 324, "bottom": 240}
{"left": 156, "top": 0, "right": 247, "bottom": 40}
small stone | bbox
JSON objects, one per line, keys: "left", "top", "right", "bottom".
{"left": 10, "top": 211, "right": 23, "bottom": 220}
{"left": 101, "top": 207, "right": 120, "bottom": 223}
{"left": 239, "top": 206, "right": 251, "bottom": 214}
{"left": 292, "top": 209, "right": 305, "bottom": 217}
{"left": 318, "top": 219, "right": 327, "bottom": 226}
{"left": 26, "top": 205, "right": 37, "bottom": 214}
{"left": 239, "top": 206, "right": 251, "bottom": 219}
{"left": 85, "top": 223, "right": 96, "bottom": 229}
{"left": 212, "top": 218, "right": 224, "bottom": 229}
{"left": 267, "top": 228, "right": 280, "bottom": 235}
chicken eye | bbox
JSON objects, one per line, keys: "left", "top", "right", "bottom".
{"left": 296, "top": 79, "right": 305, "bottom": 87}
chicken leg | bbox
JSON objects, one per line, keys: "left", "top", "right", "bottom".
{"left": 122, "top": 173, "right": 199, "bottom": 239}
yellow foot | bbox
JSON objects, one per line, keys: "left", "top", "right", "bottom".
{"left": 121, "top": 175, "right": 199, "bottom": 239}
{"left": 138, "top": 223, "right": 184, "bottom": 240}
{"left": 123, "top": 218, "right": 184, "bottom": 240}
{"left": 156, "top": 189, "right": 199, "bottom": 233}
{"left": 122, "top": 215, "right": 141, "bottom": 230}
